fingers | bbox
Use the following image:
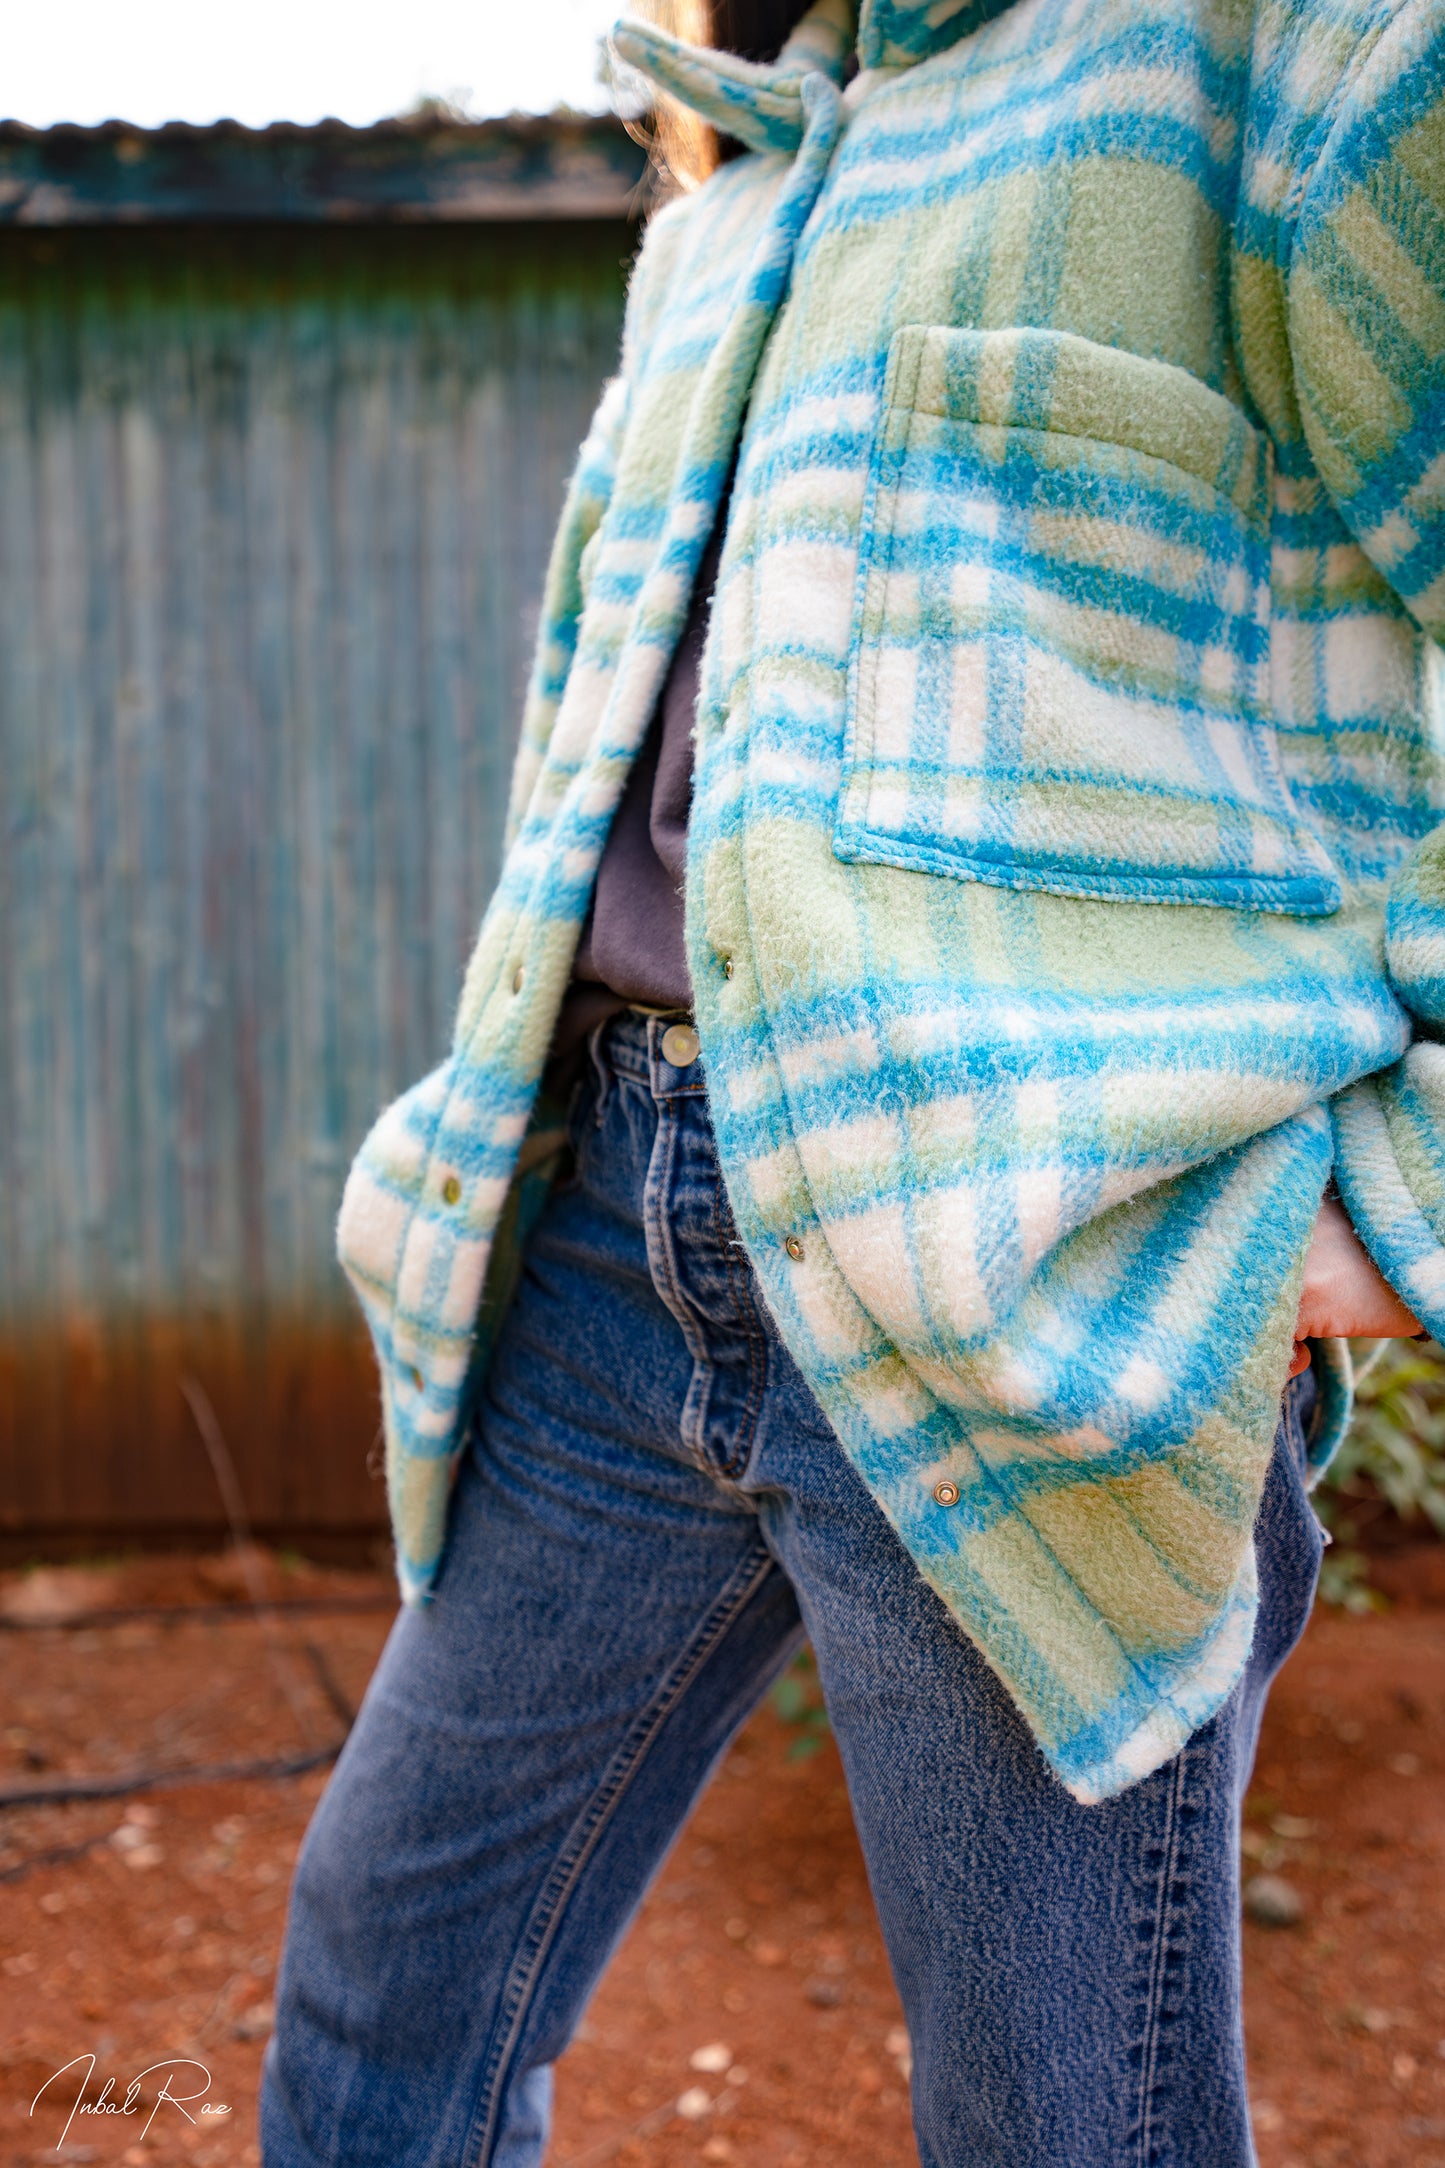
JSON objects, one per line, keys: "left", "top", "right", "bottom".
{"left": 1295, "top": 1194, "right": 1423, "bottom": 1342}
{"left": 1295, "top": 1284, "right": 1422, "bottom": 1340}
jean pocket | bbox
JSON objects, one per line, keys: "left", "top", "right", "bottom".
{"left": 834, "top": 325, "right": 1340, "bottom": 916}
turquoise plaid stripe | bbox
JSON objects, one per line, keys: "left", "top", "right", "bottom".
{"left": 609, "top": 0, "right": 852, "bottom": 155}
{"left": 339, "top": 0, "right": 1445, "bottom": 1797}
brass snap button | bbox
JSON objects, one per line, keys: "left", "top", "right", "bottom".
{"left": 933, "top": 1480, "right": 960, "bottom": 1508}
{"left": 723, "top": 956, "right": 735, "bottom": 980}
{"left": 441, "top": 1174, "right": 462, "bottom": 1207}
{"left": 785, "top": 1234, "right": 805, "bottom": 1262}
{"left": 661, "top": 1022, "right": 700, "bottom": 1068}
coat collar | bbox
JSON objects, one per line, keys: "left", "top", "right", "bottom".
{"left": 855, "top": 0, "right": 1018, "bottom": 70}
{"left": 610, "top": 0, "right": 1017, "bottom": 156}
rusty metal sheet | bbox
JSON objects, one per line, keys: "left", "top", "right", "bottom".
{"left": 0, "top": 220, "right": 630, "bottom": 1545}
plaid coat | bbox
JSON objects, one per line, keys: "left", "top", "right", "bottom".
{"left": 338, "top": 0, "right": 1445, "bottom": 1800}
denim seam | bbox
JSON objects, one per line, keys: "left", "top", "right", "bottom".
{"left": 643, "top": 1098, "right": 725, "bottom": 1480}
{"left": 1133, "top": 1740, "right": 1191, "bottom": 2167}
{"left": 644, "top": 1097, "right": 688, "bottom": 1320}
{"left": 551, "top": 1077, "right": 593, "bottom": 1197}
{"left": 459, "top": 1537, "right": 778, "bottom": 2168}
{"left": 710, "top": 1170, "right": 770, "bottom": 1480}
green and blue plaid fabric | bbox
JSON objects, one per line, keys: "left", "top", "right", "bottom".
{"left": 339, "top": 0, "right": 1445, "bottom": 1800}
{"left": 835, "top": 322, "right": 1342, "bottom": 911}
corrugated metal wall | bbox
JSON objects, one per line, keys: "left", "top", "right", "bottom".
{"left": 0, "top": 222, "right": 629, "bottom": 1553}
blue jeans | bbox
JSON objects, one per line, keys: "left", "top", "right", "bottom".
{"left": 261, "top": 1012, "right": 1324, "bottom": 2168}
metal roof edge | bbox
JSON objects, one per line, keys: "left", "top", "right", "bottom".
{"left": 0, "top": 110, "right": 652, "bottom": 225}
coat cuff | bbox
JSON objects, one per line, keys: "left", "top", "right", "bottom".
{"left": 1331, "top": 1052, "right": 1445, "bottom": 1339}
{"left": 1301, "top": 1333, "right": 1354, "bottom": 1484}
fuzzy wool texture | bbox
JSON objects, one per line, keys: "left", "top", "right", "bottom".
{"left": 338, "top": 0, "right": 1445, "bottom": 1799}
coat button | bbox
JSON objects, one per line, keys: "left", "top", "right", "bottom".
{"left": 723, "top": 956, "right": 735, "bottom": 979}
{"left": 410, "top": 1366, "right": 424, "bottom": 1392}
{"left": 441, "top": 1174, "right": 462, "bottom": 1207}
{"left": 661, "top": 1022, "right": 700, "bottom": 1067}
{"left": 785, "top": 1234, "right": 805, "bottom": 1261}
{"left": 933, "top": 1480, "right": 960, "bottom": 1507}
{"left": 511, "top": 964, "right": 525, "bottom": 994}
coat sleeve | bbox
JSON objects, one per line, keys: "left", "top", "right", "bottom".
{"left": 500, "top": 184, "right": 698, "bottom": 850}
{"left": 1287, "top": 0, "right": 1445, "bottom": 1328}
{"left": 502, "top": 367, "right": 630, "bottom": 851}
{"left": 1286, "top": 0, "right": 1445, "bottom": 639}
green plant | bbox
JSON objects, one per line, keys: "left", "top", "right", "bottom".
{"left": 1319, "top": 1337, "right": 1445, "bottom": 1539}
{"left": 1315, "top": 1545, "right": 1388, "bottom": 1614}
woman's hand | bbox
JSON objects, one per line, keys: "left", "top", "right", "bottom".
{"left": 1290, "top": 1191, "right": 1423, "bottom": 1375}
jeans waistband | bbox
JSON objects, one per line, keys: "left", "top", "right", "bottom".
{"left": 593, "top": 1007, "right": 707, "bottom": 1100}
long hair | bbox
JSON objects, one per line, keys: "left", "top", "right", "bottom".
{"left": 632, "top": 0, "right": 817, "bottom": 192}
{"left": 709, "top": 0, "right": 815, "bottom": 56}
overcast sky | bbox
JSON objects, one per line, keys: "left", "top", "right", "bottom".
{"left": 3, "top": 0, "right": 625, "bottom": 130}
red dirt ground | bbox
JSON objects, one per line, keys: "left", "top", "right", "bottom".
{"left": 0, "top": 1543, "right": 1441, "bottom": 2168}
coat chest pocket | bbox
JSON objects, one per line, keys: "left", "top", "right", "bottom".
{"left": 834, "top": 326, "right": 1340, "bottom": 915}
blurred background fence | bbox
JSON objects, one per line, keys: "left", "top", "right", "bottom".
{"left": 0, "top": 114, "right": 641, "bottom": 1558}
